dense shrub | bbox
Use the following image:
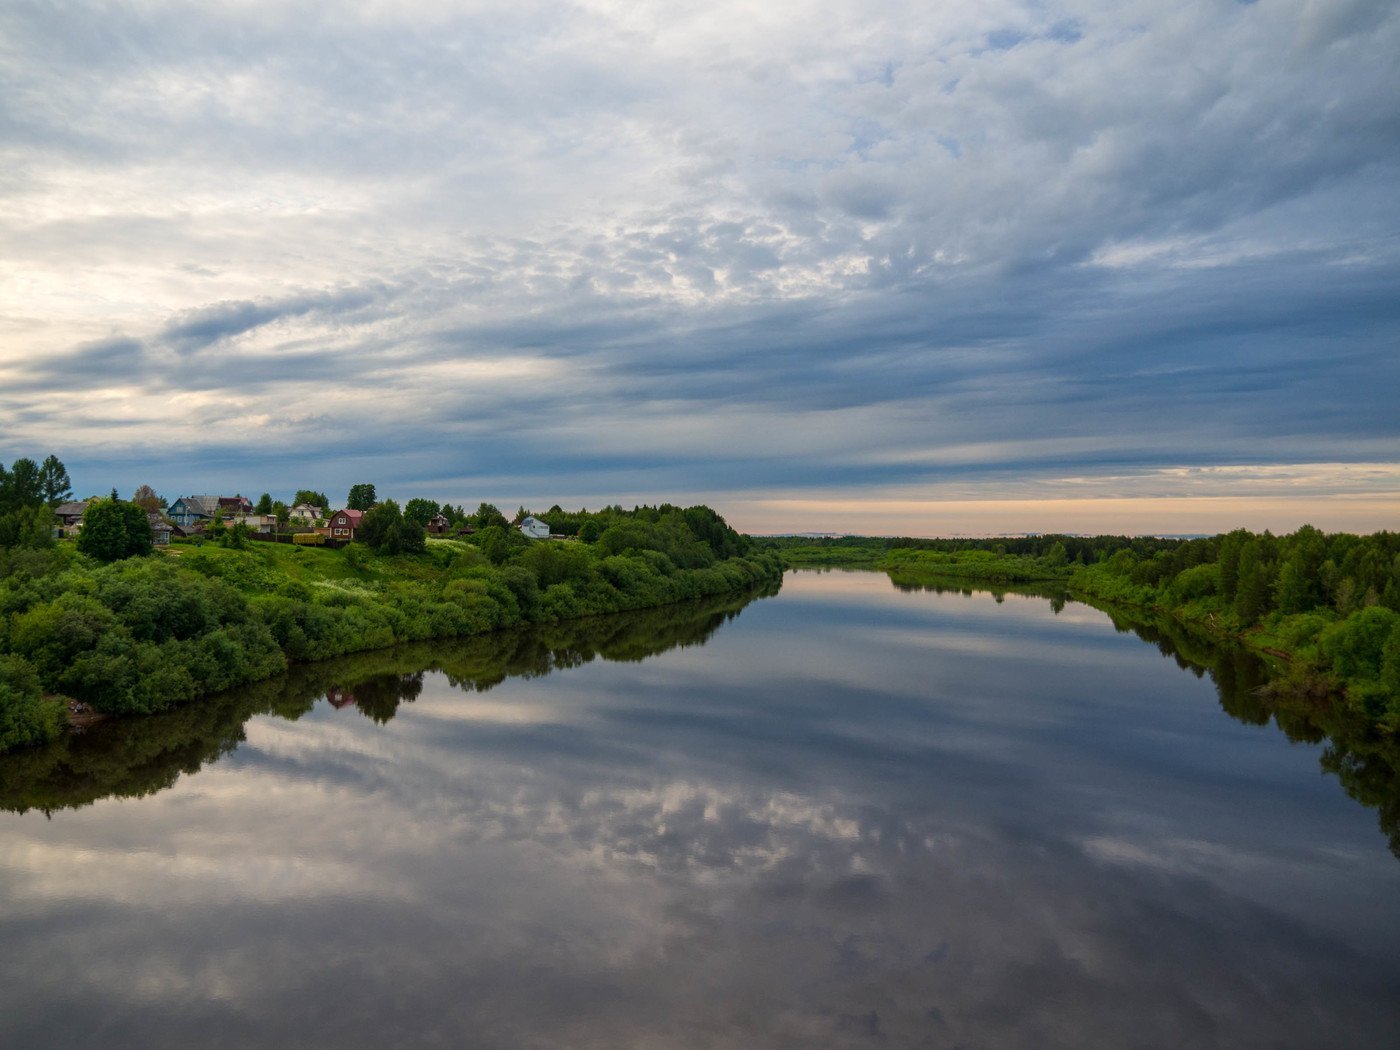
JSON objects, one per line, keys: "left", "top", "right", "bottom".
{"left": 77, "top": 499, "right": 153, "bottom": 561}
{"left": 1320, "top": 607, "right": 1399, "bottom": 682}
{"left": 1168, "top": 563, "right": 1220, "bottom": 602}
{"left": 0, "top": 655, "right": 62, "bottom": 751}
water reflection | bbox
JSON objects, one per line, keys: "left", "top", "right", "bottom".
{"left": 878, "top": 565, "right": 1400, "bottom": 863}
{"left": 0, "top": 585, "right": 776, "bottom": 816}
{"left": 1093, "top": 600, "right": 1400, "bottom": 862}
{"left": 1, "top": 572, "right": 1397, "bottom": 1049}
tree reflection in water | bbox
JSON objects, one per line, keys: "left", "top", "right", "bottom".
{"left": 0, "top": 585, "right": 778, "bottom": 816}
{"left": 886, "top": 568, "right": 1400, "bottom": 862}
{"left": 4, "top": 569, "right": 1397, "bottom": 864}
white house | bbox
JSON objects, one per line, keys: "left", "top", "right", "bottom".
{"left": 518, "top": 516, "right": 551, "bottom": 539}
{"left": 226, "top": 513, "right": 278, "bottom": 533}
{"left": 288, "top": 503, "right": 323, "bottom": 524}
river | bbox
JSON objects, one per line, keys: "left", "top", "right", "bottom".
{"left": 1, "top": 569, "right": 1397, "bottom": 1048}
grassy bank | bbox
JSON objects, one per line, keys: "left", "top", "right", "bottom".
{"left": 779, "top": 528, "right": 1400, "bottom": 732}
{"left": 0, "top": 507, "right": 782, "bottom": 753}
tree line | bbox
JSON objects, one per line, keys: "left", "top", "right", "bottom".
{"left": 0, "top": 455, "right": 72, "bottom": 548}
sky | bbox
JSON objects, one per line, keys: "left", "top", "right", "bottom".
{"left": 1, "top": 0, "right": 1397, "bottom": 536}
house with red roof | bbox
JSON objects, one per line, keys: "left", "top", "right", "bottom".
{"left": 328, "top": 508, "right": 363, "bottom": 540}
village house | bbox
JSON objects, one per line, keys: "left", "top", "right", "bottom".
{"left": 426, "top": 513, "right": 451, "bottom": 535}
{"left": 328, "top": 508, "right": 363, "bottom": 540}
{"left": 226, "top": 513, "right": 279, "bottom": 534}
{"left": 288, "top": 503, "right": 323, "bottom": 525}
{"left": 148, "top": 512, "right": 174, "bottom": 546}
{"left": 167, "top": 494, "right": 254, "bottom": 528}
{"left": 54, "top": 501, "right": 88, "bottom": 526}
{"left": 53, "top": 501, "right": 89, "bottom": 536}
{"left": 518, "top": 516, "right": 551, "bottom": 540}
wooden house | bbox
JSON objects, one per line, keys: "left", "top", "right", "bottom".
{"left": 168, "top": 495, "right": 254, "bottom": 528}
{"left": 329, "top": 509, "right": 364, "bottom": 539}
{"left": 54, "top": 501, "right": 88, "bottom": 526}
{"left": 149, "top": 515, "right": 174, "bottom": 546}
{"left": 54, "top": 501, "right": 89, "bottom": 536}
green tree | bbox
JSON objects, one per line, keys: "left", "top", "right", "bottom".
{"left": 1233, "top": 540, "right": 1275, "bottom": 624}
{"left": 255, "top": 492, "right": 273, "bottom": 514}
{"left": 0, "top": 459, "right": 55, "bottom": 546}
{"left": 294, "top": 489, "right": 330, "bottom": 512}
{"left": 224, "top": 521, "right": 252, "bottom": 549}
{"left": 0, "top": 654, "right": 64, "bottom": 751}
{"left": 403, "top": 498, "right": 440, "bottom": 528}
{"left": 1217, "top": 528, "right": 1249, "bottom": 601}
{"left": 77, "top": 498, "right": 153, "bottom": 561}
{"left": 39, "top": 455, "right": 72, "bottom": 507}
{"left": 0, "top": 504, "right": 55, "bottom": 549}
{"left": 578, "top": 519, "right": 601, "bottom": 544}
{"left": 473, "top": 502, "right": 509, "bottom": 530}
{"left": 347, "top": 484, "right": 378, "bottom": 511}
{"left": 1274, "top": 558, "right": 1311, "bottom": 616}
{"left": 358, "top": 500, "right": 426, "bottom": 555}
{"left": 0, "top": 458, "right": 43, "bottom": 512}
{"left": 474, "top": 525, "right": 517, "bottom": 565}
{"left": 1320, "top": 607, "right": 1400, "bottom": 681}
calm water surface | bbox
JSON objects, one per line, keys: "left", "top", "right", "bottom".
{"left": 2, "top": 570, "right": 1398, "bottom": 1048}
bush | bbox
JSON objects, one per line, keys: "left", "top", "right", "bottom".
{"left": 77, "top": 499, "right": 153, "bottom": 561}
{"left": 1273, "top": 611, "right": 1335, "bottom": 651}
{"left": 9, "top": 593, "right": 122, "bottom": 678}
{"left": 1320, "top": 606, "right": 1400, "bottom": 681}
{"left": 0, "top": 654, "right": 63, "bottom": 750}
{"left": 519, "top": 541, "right": 593, "bottom": 588}
{"left": 1169, "top": 563, "right": 1220, "bottom": 602}
{"left": 0, "top": 505, "right": 56, "bottom": 549}
{"left": 498, "top": 565, "right": 540, "bottom": 619}
{"left": 359, "top": 500, "right": 426, "bottom": 555}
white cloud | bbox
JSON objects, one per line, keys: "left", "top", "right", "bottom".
{"left": 1, "top": 1, "right": 1396, "bottom": 529}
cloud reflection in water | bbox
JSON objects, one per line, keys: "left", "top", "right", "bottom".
{"left": 1, "top": 574, "right": 1397, "bottom": 1048}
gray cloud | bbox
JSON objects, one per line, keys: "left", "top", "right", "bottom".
{"left": 159, "top": 287, "right": 387, "bottom": 354}
{"left": 0, "top": 1, "right": 1397, "bottom": 527}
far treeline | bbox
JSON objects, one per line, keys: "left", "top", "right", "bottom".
{"left": 0, "top": 453, "right": 781, "bottom": 754}
{"left": 774, "top": 529, "right": 1400, "bottom": 730}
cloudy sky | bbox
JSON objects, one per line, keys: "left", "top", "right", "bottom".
{"left": 2, "top": 0, "right": 1396, "bottom": 534}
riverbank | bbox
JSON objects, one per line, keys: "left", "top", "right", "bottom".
{"left": 0, "top": 507, "right": 783, "bottom": 753}
{"left": 778, "top": 530, "right": 1400, "bottom": 734}
{"left": 0, "top": 585, "right": 779, "bottom": 814}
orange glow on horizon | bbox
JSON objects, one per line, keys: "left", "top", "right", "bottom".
{"left": 726, "top": 495, "right": 1400, "bottom": 537}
